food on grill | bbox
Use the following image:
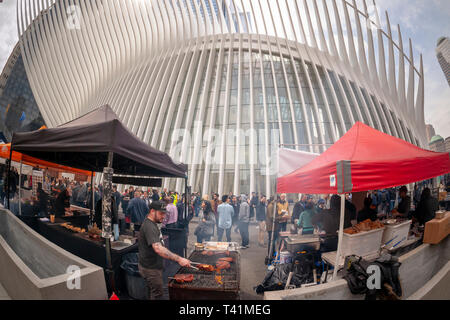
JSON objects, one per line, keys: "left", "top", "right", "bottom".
{"left": 344, "top": 219, "right": 385, "bottom": 235}
{"left": 215, "top": 275, "right": 223, "bottom": 285}
{"left": 201, "top": 250, "right": 215, "bottom": 256}
{"left": 214, "top": 250, "right": 230, "bottom": 256}
{"left": 215, "top": 261, "right": 231, "bottom": 270}
{"left": 173, "top": 274, "right": 194, "bottom": 283}
{"left": 197, "top": 264, "right": 215, "bottom": 272}
{"left": 218, "top": 257, "right": 233, "bottom": 263}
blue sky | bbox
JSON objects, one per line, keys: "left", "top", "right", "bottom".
{"left": 375, "top": 0, "right": 450, "bottom": 138}
{"left": 0, "top": 0, "right": 449, "bottom": 138}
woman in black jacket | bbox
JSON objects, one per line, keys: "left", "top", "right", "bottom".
{"left": 312, "top": 195, "right": 353, "bottom": 252}
{"left": 414, "top": 188, "right": 438, "bottom": 225}
{"left": 195, "top": 200, "right": 216, "bottom": 243}
{"left": 357, "top": 197, "right": 378, "bottom": 222}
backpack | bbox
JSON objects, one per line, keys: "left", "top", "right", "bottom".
{"left": 343, "top": 254, "right": 402, "bottom": 300}
{"left": 343, "top": 256, "right": 372, "bottom": 295}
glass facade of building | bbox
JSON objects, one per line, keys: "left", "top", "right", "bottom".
{"left": 0, "top": 49, "right": 45, "bottom": 142}
{"left": 163, "top": 48, "right": 420, "bottom": 195}
{"left": 16, "top": 0, "right": 427, "bottom": 197}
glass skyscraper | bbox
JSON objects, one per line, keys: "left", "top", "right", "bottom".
{"left": 0, "top": 44, "right": 45, "bottom": 142}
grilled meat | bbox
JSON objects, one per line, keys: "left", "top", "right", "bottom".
{"left": 197, "top": 264, "right": 215, "bottom": 272}
{"left": 215, "top": 261, "right": 231, "bottom": 271}
{"left": 173, "top": 274, "right": 194, "bottom": 283}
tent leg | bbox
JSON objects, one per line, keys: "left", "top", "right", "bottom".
{"left": 333, "top": 194, "right": 346, "bottom": 281}
{"left": 266, "top": 199, "right": 277, "bottom": 265}
{"left": 184, "top": 176, "right": 188, "bottom": 258}
{"left": 6, "top": 147, "right": 12, "bottom": 210}
{"left": 102, "top": 152, "right": 115, "bottom": 293}
{"left": 184, "top": 177, "right": 188, "bottom": 221}
{"left": 19, "top": 160, "right": 22, "bottom": 216}
{"left": 90, "top": 171, "right": 94, "bottom": 226}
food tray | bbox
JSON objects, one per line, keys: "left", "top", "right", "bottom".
{"left": 285, "top": 235, "right": 320, "bottom": 252}
{"left": 203, "top": 241, "right": 240, "bottom": 251}
{"left": 339, "top": 228, "right": 384, "bottom": 266}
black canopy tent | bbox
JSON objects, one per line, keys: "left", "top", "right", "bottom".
{"left": 10, "top": 105, "right": 187, "bottom": 177}
{"left": 9, "top": 105, "right": 188, "bottom": 293}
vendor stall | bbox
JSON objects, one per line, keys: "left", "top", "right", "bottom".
{"left": 36, "top": 216, "right": 138, "bottom": 293}
{"left": 9, "top": 105, "right": 188, "bottom": 296}
{"left": 277, "top": 122, "right": 450, "bottom": 282}
{"left": 0, "top": 142, "right": 93, "bottom": 217}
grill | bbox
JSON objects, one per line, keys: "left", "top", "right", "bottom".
{"left": 168, "top": 251, "right": 240, "bottom": 300}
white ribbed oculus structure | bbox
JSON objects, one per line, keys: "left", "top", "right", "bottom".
{"left": 17, "top": 0, "right": 427, "bottom": 196}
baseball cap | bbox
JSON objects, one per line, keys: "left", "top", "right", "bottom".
{"left": 150, "top": 201, "right": 167, "bottom": 213}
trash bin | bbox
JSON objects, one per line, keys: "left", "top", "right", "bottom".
{"left": 120, "top": 253, "right": 148, "bottom": 300}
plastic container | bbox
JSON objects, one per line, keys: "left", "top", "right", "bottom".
{"left": 285, "top": 235, "right": 320, "bottom": 253}
{"left": 339, "top": 228, "right": 384, "bottom": 265}
{"left": 120, "top": 253, "right": 148, "bottom": 300}
{"left": 382, "top": 220, "right": 412, "bottom": 249}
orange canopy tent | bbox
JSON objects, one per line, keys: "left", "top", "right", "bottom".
{"left": 0, "top": 143, "right": 92, "bottom": 176}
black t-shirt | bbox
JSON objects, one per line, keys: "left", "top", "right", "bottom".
{"left": 138, "top": 218, "right": 164, "bottom": 270}
{"left": 151, "top": 193, "right": 160, "bottom": 202}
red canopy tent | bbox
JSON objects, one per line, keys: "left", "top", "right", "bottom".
{"left": 276, "top": 122, "right": 450, "bottom": 280}
{"left": 277, "top": 122, "right": 450, "bottom": 194}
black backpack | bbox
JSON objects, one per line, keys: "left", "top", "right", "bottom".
{"left": 343, "top": 256, "right": 372, "bottom": 295}
{"left": 343, "top": 254, "right": 402, "bottom": 300}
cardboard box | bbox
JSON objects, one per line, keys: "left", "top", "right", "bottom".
{"left": 423, "top": 212, "right": 450, "bottom": 245}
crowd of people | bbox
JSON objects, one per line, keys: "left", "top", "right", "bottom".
{"left": 188, "top": 183, "right": 446, "bottom": 259}
{"left": 1, "top": 162, "right": 448, "bottom": 300}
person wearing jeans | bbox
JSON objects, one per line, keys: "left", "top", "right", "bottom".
{"left": 217, "top": 195, "right": 233, "bottom": 242}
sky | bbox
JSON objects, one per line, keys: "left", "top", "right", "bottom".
{"left": 0, "top": 0, "right": 449, "bottom": 138}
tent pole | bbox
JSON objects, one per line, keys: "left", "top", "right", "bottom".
{"left": 184, "top": 176, "right": 188, "bottom": 258}
{"left": 90, "top": 171, "right": 94, "bottom": 225}
{"left": 267, "top": 199, "right": 277, "bottom": 264}
{"left": 19, "top": 160, "right": 22, "bottom": 216}
{"left": 333, "top": 194, "right": 346, "bottom": 281}
{"left": 184, "top": 176, "right": 188, "bottom": 221}
{"left": 6, "top": 146, "right": 12, "bottom": 209}
{"left": 102, "top": 152, "right": 115, "bottom": 293}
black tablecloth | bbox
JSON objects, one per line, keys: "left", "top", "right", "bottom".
{"left": 57, "top": 214, "right": 90, "bottom": 229}
{"left": 36, "top": 219, "right": 138, "bottom": 294}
